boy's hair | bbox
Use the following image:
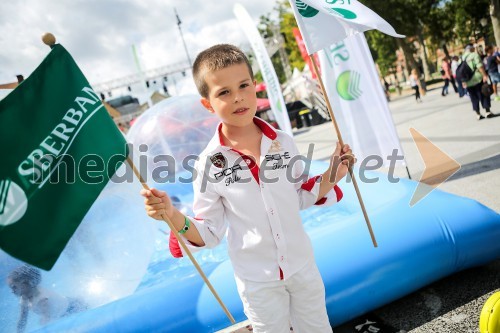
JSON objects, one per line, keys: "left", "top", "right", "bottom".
{"left": 193, "top": 44, "right": 254, "bottom": 98}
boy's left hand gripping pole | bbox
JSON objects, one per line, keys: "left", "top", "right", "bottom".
{"left": 41, "top": 32, "right": 236, "bottom": 326}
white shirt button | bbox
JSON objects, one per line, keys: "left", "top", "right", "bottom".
{"left": 280, "top": 256, "right": 284, "bottom": 261}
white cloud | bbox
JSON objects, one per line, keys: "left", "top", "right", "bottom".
{"left": 0, "top": 0, "right": 278, "bottom": 95}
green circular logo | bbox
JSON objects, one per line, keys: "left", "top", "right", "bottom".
{"left": 0, "top": 179, "right": 28, "bottom": 227}
{"left": 331, "top": 8, "right": 357, "bottom": 20}
{"left": 336, "top": 71, "right": 363, "bottom": 101}
{"left": 296, "top": 0, "right": 319, "bottom": 18}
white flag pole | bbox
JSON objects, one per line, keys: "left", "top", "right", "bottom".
{"left": 309, "top": 56, "right": 378, "bottom": 248}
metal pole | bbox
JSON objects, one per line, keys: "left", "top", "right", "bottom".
{"left": 175, "top": 8, "right": 192, "bottom": 68}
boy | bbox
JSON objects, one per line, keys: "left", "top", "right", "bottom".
{"left": 141, "top": 44, "right": 354, "bottom": 333}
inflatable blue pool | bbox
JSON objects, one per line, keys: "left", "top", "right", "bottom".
{"left": 35, "top": 161, "right": 500, "bottom": 332}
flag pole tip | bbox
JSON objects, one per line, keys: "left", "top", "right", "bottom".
{"left": 42, "top": 33, "right": 56, "bottom": 46}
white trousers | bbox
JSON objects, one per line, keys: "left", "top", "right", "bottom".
{"left": 235, "top": 260, "right": 332, "bottom": 333}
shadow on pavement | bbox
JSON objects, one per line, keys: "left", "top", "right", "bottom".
{"left": 448, "top": 154, "right": 500, "bottom": 182}
{"left": 334, "top": 259, "right": 500, "bottom": 332}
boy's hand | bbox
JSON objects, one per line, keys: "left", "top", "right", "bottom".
{"left": 327, "top": 142, "right": 356, "bottom": 184}
{"left": 141, "top": 188, "right": 175, "bottom": 220}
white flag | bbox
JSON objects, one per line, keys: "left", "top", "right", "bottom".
{"left": 318, "top": 33, "right": 405, "bottom": 166}
{"left": 234, "top": 3, "right": 293, "bottom": 135}
{"left": 289, "top": 0, "right": 404, "bottom": 54}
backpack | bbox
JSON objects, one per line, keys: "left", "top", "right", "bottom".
{"left": 456, "top": 54, "right": 476, "bottom": 82}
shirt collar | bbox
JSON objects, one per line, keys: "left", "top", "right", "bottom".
{"left": 212, "top": 117, "right": 277, "bottom": 150}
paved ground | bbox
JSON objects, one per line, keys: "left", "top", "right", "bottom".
{"left": 296, "top": 85, "right": 500, "bottom": 333}
{"left": 224, "top": 85, "right": 500, "bottom": 333}
{"left": 294, "top": 84, "right": 500, "bottom": 212}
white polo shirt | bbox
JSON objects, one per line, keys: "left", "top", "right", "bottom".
{"left": 170, "top": 117, "right": 343, "bottom": 282}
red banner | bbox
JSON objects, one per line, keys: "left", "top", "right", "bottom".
{"left": 292, "top": 27, "right": 320, "bottom": 79}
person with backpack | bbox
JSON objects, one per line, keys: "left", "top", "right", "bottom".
{"left": 458, "top": 44, "right": 496, "bottom": 120}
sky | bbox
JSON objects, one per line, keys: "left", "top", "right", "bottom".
{"left": 0, "top": 0, "right": 279, "bottom": 99}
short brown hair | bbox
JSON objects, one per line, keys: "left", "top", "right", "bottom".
{"left": 193, "top": 44, "right": 254, "bottom": 98}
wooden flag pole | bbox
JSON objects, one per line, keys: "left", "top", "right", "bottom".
{"left": 310, "top": 55, "right": 378, "bottom": 248}
{"left": 0, "top": 82, "right": 19, "bottom": 90}
{"left": 0, "top": 75, "right": 23, "bottom": 90}
{"left": 41, "top": 32, "right": 235, "bottom": 325}
{"left": 126, "top": 157, "right": 236, "bottom": 324}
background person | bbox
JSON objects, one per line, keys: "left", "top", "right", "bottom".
{"left": 7, "top": 265, "right": 87, "bottom": 333}
{"left": 461, "top": 44, "right": 496, "bottom": 120}
{"left": 409, "top": 69, "right": 422, "bottom": 102}
{"left": 485, "top": 45, "right": 500, "bottom": 101}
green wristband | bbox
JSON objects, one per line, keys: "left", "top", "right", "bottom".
{"left": 178, "top": 216, "right": 190, "bottom": 235}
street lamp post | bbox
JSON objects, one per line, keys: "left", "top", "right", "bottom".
{"left": 480, "top": 17, "right": 489, "bottom": 46}
{"left": 175, "top": 8, "right": 192, "bottom": 68}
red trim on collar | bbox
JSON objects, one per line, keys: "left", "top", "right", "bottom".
{"left": 217, "top": 117, "right": 277, "bottom": 146}
{"left": 253, "top": 117, "right": 277, "bottom": 140}
{"left": 217, "top": 123, "right": 225, "bottom": 146}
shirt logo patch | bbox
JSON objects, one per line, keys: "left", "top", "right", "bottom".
{"left": 210, "top": 152, "right": 227, "bottom": 169}
{"left": 269, "top": 140, "right": 282, "bottom": 153}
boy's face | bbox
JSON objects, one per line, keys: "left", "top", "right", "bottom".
{"left": 201, "top": 63, "right": 257, "bottom": 128}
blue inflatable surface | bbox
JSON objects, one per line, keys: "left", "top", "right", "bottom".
{"left": 35, "top": 161, "right": 500, "bottom": 333}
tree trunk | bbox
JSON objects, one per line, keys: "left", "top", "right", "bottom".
{"left": 417, "top": 33, "right": 431, "bottom": 80}
{"left": 491, "top": 0, "right": 500, "bottom": 46}
{"left": 397, "top": 39, "right": 417, "bottom": 78}
{"left": 442, "top": 43, "right": 450, "bottom": 59}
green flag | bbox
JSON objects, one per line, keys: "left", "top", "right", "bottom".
{"left": 0, "top": 44, "right": 128, "bottom": 270}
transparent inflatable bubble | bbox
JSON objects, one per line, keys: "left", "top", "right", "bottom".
{"left": 0, "top": 144, "right": 155, "bottom": 333}
{"left": 127, "top": 94, "right": 219, "bottom": 175}
{"left": 126, "top": 95, "right": 228, "bottom": 290}
{"left": 0, "top": 95, "right": 222, "bottom": 331}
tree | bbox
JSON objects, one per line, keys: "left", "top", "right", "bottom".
{"left": 360, "top": 0, "right": 440, "bottom": 79}
{"left": 451, "top": 0, "right": 491, "bottom": 44}
{"left": 365, "top": 30, "right": 398, "bottom": 77}
{"left": 491, "top": 0, "right": 500, "bottom": 46}
{"left": 278, "top": 1, "right": 306, "bottom": 73}
{"left": 257, "top": 0, "right": 307, "bottom": 83}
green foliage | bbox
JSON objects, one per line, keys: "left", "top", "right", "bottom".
{"left": 366, "top": 30, "right": 398, "bottom": 76}
{"left": 254, "top": 0, "right": 495, "bottom": 82}
{"left": 449, "top": 0, "right": 492, "bottom": 44}
{"left": 257, "top": 0, "right": 305, "bottom": 82}
{"left": 277, "top": 1, "right": 306, "bottom": 72}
